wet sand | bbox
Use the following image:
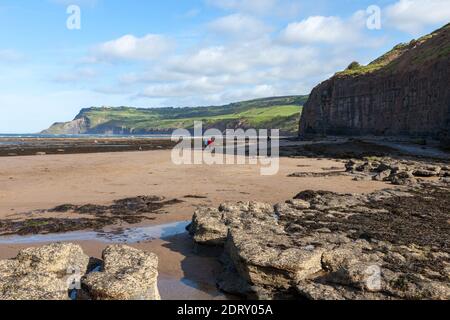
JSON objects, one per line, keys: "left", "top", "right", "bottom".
{"left": 0, "top": 149, "right": 390, "bottom": 217}
{"left": 0, "top": 148, "right": 392, "bottom": 299}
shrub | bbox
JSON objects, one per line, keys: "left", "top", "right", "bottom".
{"left": 346, "top": 61, "right": 361, "bottom": 70}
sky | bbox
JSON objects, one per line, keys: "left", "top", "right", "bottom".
{"left": 0, "top": 0, "right": 449, "bottom": 133}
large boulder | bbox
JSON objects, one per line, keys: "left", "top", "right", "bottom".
{"left": 15, "top": 242, "right": 89, "bottom": 276}
{"left": 82, "top": 245, "right": 160, "bottom": 300}
{"left": 0, "top": 243, "right": 162, "bottom": 301}
{"left": 0, "top": 273, "right": 68, "bottom": 300}
{"left": 0, "top": 243, "right": 89, "bottom": 300}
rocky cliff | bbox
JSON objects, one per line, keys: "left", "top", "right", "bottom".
{"left": 300, "top": 23, "right": 450, "bottom": 147}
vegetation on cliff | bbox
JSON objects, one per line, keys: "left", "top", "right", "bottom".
{"left": 336, "top": 23, "right": 450, "bottom": 77}
{"left": 43, "top": 96, "right": 307, "bottom": 135}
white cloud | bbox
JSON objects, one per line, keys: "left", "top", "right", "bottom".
{"left": 60, "top": 6, "right": 386, "bottom": 109}
{"left": 167, "top": 41, "right": 319, "bottom": 77}
{"left": 140, "top": 77, "right": 222, "bottom": 98}
{"left": 168, "top": 46, "right": 249, "bottom": 75}
{"left": 209, "top": 14, "right": 272, "bottom": 39}
{"left": 131, "top": 39, "right": 340, "bottom": 105}
{"left": 92, "top": 34, "right": 173, "bottom": 62}
{"left": 385, "top": 0, "right": 450, "bottom": 34}
{"left": 5, "top": 2, "right": 404, "bottom": 133}
{"left": 280, "top": 15, "right": 363, "bottom": 44}
{"left": 219, "top": 84, "right": 277, "bottom": 102}
{"left": 139, "top": 82, "right": 280, "bottom": 108}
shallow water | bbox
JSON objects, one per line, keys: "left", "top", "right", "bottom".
{"left": 0, "top": 221, "right": 190, "bottom": 245}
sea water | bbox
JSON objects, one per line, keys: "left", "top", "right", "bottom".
{"left": 0, "top": 221, "right": 190, "bottom": 245}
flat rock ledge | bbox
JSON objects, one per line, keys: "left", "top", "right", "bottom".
{"left": 0, "top": 243, "right": 160, "bottom": 300}
{"left": 344, "top": 158, "right": 450, "bottom": 185}
{"left": 189, "top": 181, "right": 450, "bottom": 300}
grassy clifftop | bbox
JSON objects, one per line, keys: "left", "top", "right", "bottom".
{"left": 43, "top": 96, "right": 308, "bottom": 135}
{"left": 336, "top": 23, "right": 450, "bottom": 77}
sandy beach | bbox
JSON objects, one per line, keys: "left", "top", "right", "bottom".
{"left": 0, "top": 149, "right": 391, "bottom": 217}
{"left": 0, "top": 146, "right": 395, "bottom": 299}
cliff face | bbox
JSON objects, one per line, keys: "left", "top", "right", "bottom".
{"left": 300, "top": 24, "right": 450, "bottom": 146}
{"left": 42, "top": 117, "right": 89, "bottom": 135}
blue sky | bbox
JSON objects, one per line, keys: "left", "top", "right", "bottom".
{"left": 0, "top": 0, "right": 449, "bottom": 133}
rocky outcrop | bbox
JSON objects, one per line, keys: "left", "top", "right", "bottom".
{"left": 300, "top": 24, "right": 450, "bottom": 147}
{"left": 41, "top": 117, "right": 89, "bottom": 135}
{"left": 189, "top": 202, "right": 274, "bottom": 246}
{"left": 189, "top": 182, "right": 450, "bottom": 300}
{"left": 0, "top": 243, "right": 160, "bottom": 300}
{"left": 82, "top": 245, "right": 160, "bottom": 300}
{"left": 0, "top": 243, "right": 89, "bottom": 300}
{"left": 344, "top": 157, "right": 450, "bottom": 185}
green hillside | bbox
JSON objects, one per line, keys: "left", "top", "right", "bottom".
{"left": 43, "top": 96, "right": 307, "bottom": 135}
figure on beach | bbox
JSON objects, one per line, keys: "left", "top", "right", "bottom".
{"left": 203, "top": 137, "right": 216, "bottom": 150}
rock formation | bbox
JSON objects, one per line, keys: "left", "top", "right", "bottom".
{"left": 299, "top": 23, "right": 450, "bottom": 148}
{"left": 0, "top": 243, "right": 160, "bottom": 300}
{"left": 82, "top": 245, "right": 161, "bottom": 300}
{"left": 343, "top": 157, "right": 450, "bottom": 185}
{"left": 189, "top": 181, "right": 450, "bottom": 300}
{"left": 0, "top": 243, "right": 89, "bottom": 300}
